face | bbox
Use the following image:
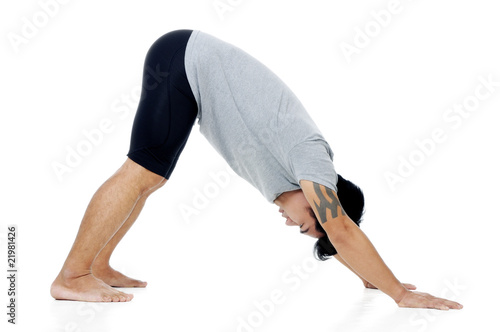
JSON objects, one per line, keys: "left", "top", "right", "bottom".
{"left": 276, "top": 190, "right": 325, "bottom": 238}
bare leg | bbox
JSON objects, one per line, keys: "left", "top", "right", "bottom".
{"left": 50, "top": 158, "right": 165, "bottom": 302}
{"left": 92, "top": 194, "right": 150, "bottom": 287}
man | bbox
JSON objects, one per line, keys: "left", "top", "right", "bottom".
{"left": 51, "top": 29, "right": 462, "bottom": 310}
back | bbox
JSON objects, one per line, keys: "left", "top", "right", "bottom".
{"left": 184, "top": 30, "right": 338, "bottom": 202}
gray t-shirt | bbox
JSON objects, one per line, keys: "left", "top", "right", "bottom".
{"left": 184, "top": 30, "right": 338, "bottom": 203}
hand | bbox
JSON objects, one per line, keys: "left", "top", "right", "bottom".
{"left": 396, "top": 290, "right": 463, "bottom": 310}
{"left": 364, "top": 280, "right": 417, "bottom": 291}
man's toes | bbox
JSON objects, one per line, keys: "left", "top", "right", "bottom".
{"left": 133, "top": 280, "right": 147, "bottom": 287}
{"left": 114, "top": 290, "right": 132, "bottom": 302}
{"left": 116, "top": 292, "right": 127, "bottom": 302}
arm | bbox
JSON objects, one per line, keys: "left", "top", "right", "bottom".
{"left": 334, "top": 254, "right": 416, "bottom": 290}
{"left": 300, "top": 180, "right": 462, "bottom": 310}
{"left": 334, "top": 254, "right": 372, "bottom": 287}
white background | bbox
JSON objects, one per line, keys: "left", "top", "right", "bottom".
{"left": 1, "top": 0, "right": 499, "bottom": 331}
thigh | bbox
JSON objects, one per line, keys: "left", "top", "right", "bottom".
{"left": 127, "top": 30, "right": 198, "bottom": 179}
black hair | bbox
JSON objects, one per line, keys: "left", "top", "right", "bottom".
{"left": 312, "top": 174, "right": 365, "bottom": 261}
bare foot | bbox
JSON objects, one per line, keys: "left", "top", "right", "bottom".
{"left": 92, "top": 266, "right": 147, "bottom": 288}
{"left": 51, "top": 271, "right": 133, "bottom": 302}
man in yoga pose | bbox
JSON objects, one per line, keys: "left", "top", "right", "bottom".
{"left": 51, "top": 30, "right": 463, "bottom": 310}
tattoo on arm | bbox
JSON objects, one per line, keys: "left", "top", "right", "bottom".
{"left": 312, "top": 182, "right": 346, "bottom": 224}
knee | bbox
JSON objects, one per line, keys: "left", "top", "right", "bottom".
{"left": 122, "top": 158, "right": 167, "bottom": 197}
{"left": 137, "top": 170, "right": 166, "bottom": 197}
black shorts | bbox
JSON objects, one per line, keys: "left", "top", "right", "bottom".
{"left": 127, "top": 29, "right": 198, "bottom": 179}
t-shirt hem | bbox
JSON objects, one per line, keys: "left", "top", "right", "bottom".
{"left": 269, "top": 184, "right": 303, "bottom": 203}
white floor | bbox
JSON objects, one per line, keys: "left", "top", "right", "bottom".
{"left": 2, "top": 181, "right": 497, "bottom": 332}
{"left": 1, "top": 252, "right": 492, "bottom": 332}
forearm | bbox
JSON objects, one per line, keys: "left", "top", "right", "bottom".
{"left": 330, "top": 220, "right": 407, "bottom": 302}
{"left": 300, "top": 180, "right": 408, "bottom": 303}
{"left": 334, "top": 254, "right": 369, "bottom": 286}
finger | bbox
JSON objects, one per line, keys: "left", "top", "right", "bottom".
{"left": 431, "top": 300, "right": 450, "bottom": 310}
{"left": 403, "top": 283, "right": 417, "bottom": 290}
{"left": 433, "top": 296, "right": 465, "bottom": 310}
{"left": 442, "top": 299, "right": 463, "bottom": 310}
{"left": 429, "top": 294, "right": 463, "bottom": 310}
